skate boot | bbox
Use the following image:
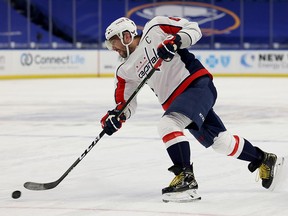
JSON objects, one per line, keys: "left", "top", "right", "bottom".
{"left": 248, "top": 148, "right": 277, "bottom": 189}
{"left": 162, "top": 164, "right": 201, "bottom": 202}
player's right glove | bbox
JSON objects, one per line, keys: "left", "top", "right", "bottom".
{"left": 101, "top": 109, "right": 126, "bottom": 136}
{"left": 157, "top": 34, "right": 182, "bottom": 62}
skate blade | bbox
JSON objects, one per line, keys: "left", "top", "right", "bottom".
{"left": 162, "top": 189, "right": 201, "bottom": 203}
{"left": 269, "top": 156, "right": 285, "bottom": 191}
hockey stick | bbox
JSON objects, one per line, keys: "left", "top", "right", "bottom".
{"left": 24, "top": 58, "right": 163, "bottom": 191}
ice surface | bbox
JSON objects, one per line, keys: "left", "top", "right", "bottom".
{"left": 1, "top": 77, "right": 288, "bottom": 216}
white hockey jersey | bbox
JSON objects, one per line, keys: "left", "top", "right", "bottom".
{"left": 114, "top": 16, "right": 212, "bottom": 118}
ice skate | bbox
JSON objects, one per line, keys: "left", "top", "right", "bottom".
{"left": 162, "top": 164, "right": 201, "bottom": 203}
{"left": 248, "top": 149, "right": 279, "bottom": 190}
{"left": 259, "top": 152, "right": 278, "bottom": 189}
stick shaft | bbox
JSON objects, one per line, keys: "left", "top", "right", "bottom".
{"left": 24, "top": 58, "right": 163, "bottom": 191}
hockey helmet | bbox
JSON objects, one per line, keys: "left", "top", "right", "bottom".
{"left": 105, "top": 17, "right": 137, "bottom": 50}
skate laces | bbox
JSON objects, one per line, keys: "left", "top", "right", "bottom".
{"left": 258, "top": 164, "right": 270, "bottom": 180}
{"left": 256, "top": 154, "right": 276, "bottom": 181}
{"left": 169, "top": 173, "right": 184, "bottom": 187}
{"left": 169, "top": 171, "right": 195, "bottom": 187}
{"left": 255, "top": 164, "right": 270, "bottom": 182}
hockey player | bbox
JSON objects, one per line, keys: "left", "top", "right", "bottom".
{"left": 101, "top": 16, "right": 279, "bottom": 202}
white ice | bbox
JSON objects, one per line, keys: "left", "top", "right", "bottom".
{"left": 1, "top": 77, "right": 288, "bottom": 216}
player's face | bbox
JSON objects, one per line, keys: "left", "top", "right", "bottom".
{"left": 109, "top": 37, "right": 127, "bottom": 58}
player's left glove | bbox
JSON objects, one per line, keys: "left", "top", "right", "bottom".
{"left": 157, "top": 34, "right": 182, "bottom": 62}
{"left": 101, "top": 109, "right": 126, "bottom": 136}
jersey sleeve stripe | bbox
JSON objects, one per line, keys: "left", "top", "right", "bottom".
{"left": 160, "top": 25, "right": 182, "bottom": 34}
{"left": 115, "top": 75, "right": 126, "bottom": 108}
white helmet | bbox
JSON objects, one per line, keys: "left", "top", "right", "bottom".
{"left": 105, "top": 17, "right": 138, "bottom": 56}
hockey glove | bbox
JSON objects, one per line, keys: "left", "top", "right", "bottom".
{"left": 101, "top": 109, "right": 126, "bottom": 136}
{"left": 157, "top": 34, "right": 182, "bottom": 62}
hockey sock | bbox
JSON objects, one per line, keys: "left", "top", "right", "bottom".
{"left": 237, "top": 139, "right": 264, "bottom": 162}
{"left": 167, "top": 141, "right": 191, "bottom": 168}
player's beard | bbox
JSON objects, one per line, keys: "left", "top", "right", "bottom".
{"left": 118, "top": 49, "right": 128, "bottom": 62}
{"left": 119, "top": 45, "right": 132, "bottom": 59}
{"left": 119, "top": 50, "right": 127, "bottom": 58}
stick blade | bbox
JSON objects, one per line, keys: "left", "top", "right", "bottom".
{"left": 24, "top": 181, "right": 58, "bottom": 191}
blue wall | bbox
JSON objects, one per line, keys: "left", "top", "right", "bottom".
{"left": 0, "top": 0, "right": 287, "bottom": 49}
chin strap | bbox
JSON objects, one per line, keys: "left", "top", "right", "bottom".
{"left": 125, "top": 44, "right": 130, "bottom": 58}
{"left": 120, "top": 33, "right": 135, "bottom": 58}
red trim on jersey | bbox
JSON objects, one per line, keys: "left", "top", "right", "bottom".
{"left": 168, "top": 17, "right": 181, "bottom": 22}
{"left": 115, "top": 76, "right": 126, "bottom": 109}
{"left": 162, "top": 69, "right": 212, "bottom": 110}
{"left": 160, "top": 25, "right": 182, "bottom": 35}
{"left": 162, "top": 131, "right": 184, "bottom": 143}
{"left": 228, "top": 135, "right": 240, "bottom": 156}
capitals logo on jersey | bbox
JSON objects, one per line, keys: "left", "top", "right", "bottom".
{"left": 136, "top": 47, "right": 159, "bottom": 78}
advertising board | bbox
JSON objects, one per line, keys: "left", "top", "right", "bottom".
{"left": 0, "top": 50, "right": 287, "bottom": 79}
